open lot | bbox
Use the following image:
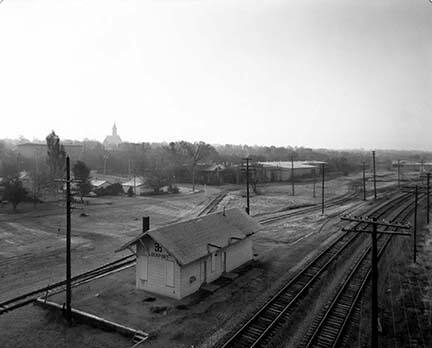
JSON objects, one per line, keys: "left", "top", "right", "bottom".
{"left": 0, "top": 172, "right": 403, "bottom": 348}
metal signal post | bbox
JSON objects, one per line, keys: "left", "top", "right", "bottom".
{"left": 341, "top": 215, "right": 411, "bottom": 348}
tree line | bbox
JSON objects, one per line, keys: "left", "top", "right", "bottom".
{"left": 1, "top": 131, "right": 405, "bottom": 210}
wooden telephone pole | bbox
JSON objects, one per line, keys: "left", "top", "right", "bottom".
{"left": 427, "top": 173, "right": 430, "bottom": 225}
{"left": 54, "top": 156, "right": 81, "bottom": 324}
{"left": 362, "top": 161, "right": 367, "bottom": 201}
{"left": 397, "top": 160, "right": 401, "bottom": 188}
{"left": 401, "top": 184, "right": 430, "bottom": 262}
{"left": 291, "top": 155, "right": 295, "bottom": 196}
{"left": 341, "top": 215, "right": 411, "bottom": 348}
{"left": 372, "top": 151, "right": 377, "bottom": 200}
{"left": 66, "top": 157, "right": 72, "bottom": 323}
{"left": 243, "top": 158, "right": 250, "bottom": 215}
{"left": 321, "top": 163, "right": 325, "bottom": 215}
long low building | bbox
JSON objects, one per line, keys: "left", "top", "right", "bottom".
{"left": 392, "top": 161, "right": 432, "bottom": 172}
{"left": 117, "top": 208, "right": 261, "bottom": 299}
{"left": 258, "top": 161, "right": 323, "bottom": 182}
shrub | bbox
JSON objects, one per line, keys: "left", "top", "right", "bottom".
{"left": 168, "top": 185, "right": 180, "bottom": 194}
{"left": 95, "top": 183, "right": 123, "bottom": 196}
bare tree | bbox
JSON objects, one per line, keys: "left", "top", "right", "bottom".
{"left": 170, "top": 141, "right": 218, "bottom": 192}
{"left": 46, "top": 131, "right": 66, "bottom": 196}
{"left": 3, "top": 176, "right": 28, "bottom": 212}
{"left": 72, "top": 160, "right": 92, "bottom": 203}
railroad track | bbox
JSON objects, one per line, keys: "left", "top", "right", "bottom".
{"left": 218, "top": 192, "right": 412, "bottom": 348}
{"left": 197, "top": 192, "right": 227, "bottom": 216}
{"left": 1, "top": 191, "right": 227, "bottom": 316}
{"left": 257, "top": 183, "right": 399, "bottom": 225}
{"left": 0, "top": 254, "right": 136, "bottom": 315}
{"left": 0, "top": 188, "right": 401, "bottom": 320}
{"left": 299, "top": 197, "right": 419, "bottom": 348}
{"left": 257, "top": 191, "right": 362, "bottom": 225}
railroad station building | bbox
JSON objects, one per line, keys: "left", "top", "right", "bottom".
{"left": 117, "top": 208, "right": 261, "bottom": 299}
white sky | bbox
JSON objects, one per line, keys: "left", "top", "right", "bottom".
{"left": 0, "top": 0, "right": 431, "bottom": 150}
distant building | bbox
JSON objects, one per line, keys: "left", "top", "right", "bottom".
{"left": 121, "top": 177, "right": 151, "bottom": 195}
{"left": 258, "top": 161, "right": 321, "bottom": 182}
{"left": 103, "top": 123, "right": 122, "bottom": 150}
{"left": 90, "top": 179, "right": 111, "bottom": 191}
{"left": 196, "top": 163, "right": 227, "bottom": 185}
{"left": 117, "top": 208, "right": 260, "bottom": 299}
{"left": 392, "top": 161, "right": 432, "bottom": 173}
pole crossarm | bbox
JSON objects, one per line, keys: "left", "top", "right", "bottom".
{"left": 341, "top": 215, "right": 411, "bottom": 230}
{"left": 54, "top": 179, "right": 82, "bottom": 183}
{"left": 340, "top": 210, "right": 411, "bottom": 348}
{"left": 342, "top": 228, "right": 411, "bottom": 236}
{"left": 401, "top": 189, "right": 428, "bottom": 194}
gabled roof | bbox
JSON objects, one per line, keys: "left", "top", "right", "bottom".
{"left": 121, "top": 177, "right": 145, "bottom": 187}
{"left": 258, "top": 161, "right": 317, "bottom": 169}
{"left": 117, "top": 208, "right": 261, "bottom": 266}
{"left": 198, "top": 164, "right": 226, "bottom": 172}
{"left": 90, "top": 179, "right": 109, "bottom": 187}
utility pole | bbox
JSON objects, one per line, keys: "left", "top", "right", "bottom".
{"left": 103, "top": 154, "right": 108, "bottom": 175}
{"left": 427, "top": 173, "right": 430, "bottom": 225}
{"left": 313, "top": 180, "right": 316, "bottom": 198}
{"left": 243, "top": 158, "right": 250, "bottom": 215}
{"left": 321, "top": 163, "right": 325, "bottom": 215}
{"left": 291, "top": 155, "right": 295, "bottom": 196}
{"left": 16, "top": 153, "right": 21, "bottom": 172}
{"left": 33, "top": 151, "right": 39, "bottom": 206}
{"left": 420, "top": 159, "right": 425, "bottom": 176}
{"left": 397, "top": 160, "right": 401, "bottom": 188}
{"left": 54, "top": 156, "right": 82, "bottom": 324}
{"left": 65, "top": 156, "right": 72, "bottom": 324}
{"left": 414, "top": 185, "right": 418, "bottom": 263}
{"left": 401, "top": 184, "right": 428, "bottom": 261}
{"left": 372, "top": 151, "right": 377, "bottom": 200}
{"left": 341, "top": 215, "right": 411, "bottom": 348}
{"left": 371, "top": 218, "right": 378, "bottom": 348}
{"left": 131, "top": 160, "right": 136, "bottom": 196}
{"left": 362, "top": 161, "right": 367, "bottom": 201}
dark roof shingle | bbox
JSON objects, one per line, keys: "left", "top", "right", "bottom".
{"left": 118, "top": 208, "right": 261, "bottom": 265}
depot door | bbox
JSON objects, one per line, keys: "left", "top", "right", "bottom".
{"left": 200, "top": 260, "right": 207, "bottom": 283}
{"left": 137, "top": 256, "right": 148, "bottom": 281}
{"left": 166, "top": 260, "right": 174, "bottom": 287}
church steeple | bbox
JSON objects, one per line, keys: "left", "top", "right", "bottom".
{"left": 104, "top": 122, "right": 122, "bottom": 150}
